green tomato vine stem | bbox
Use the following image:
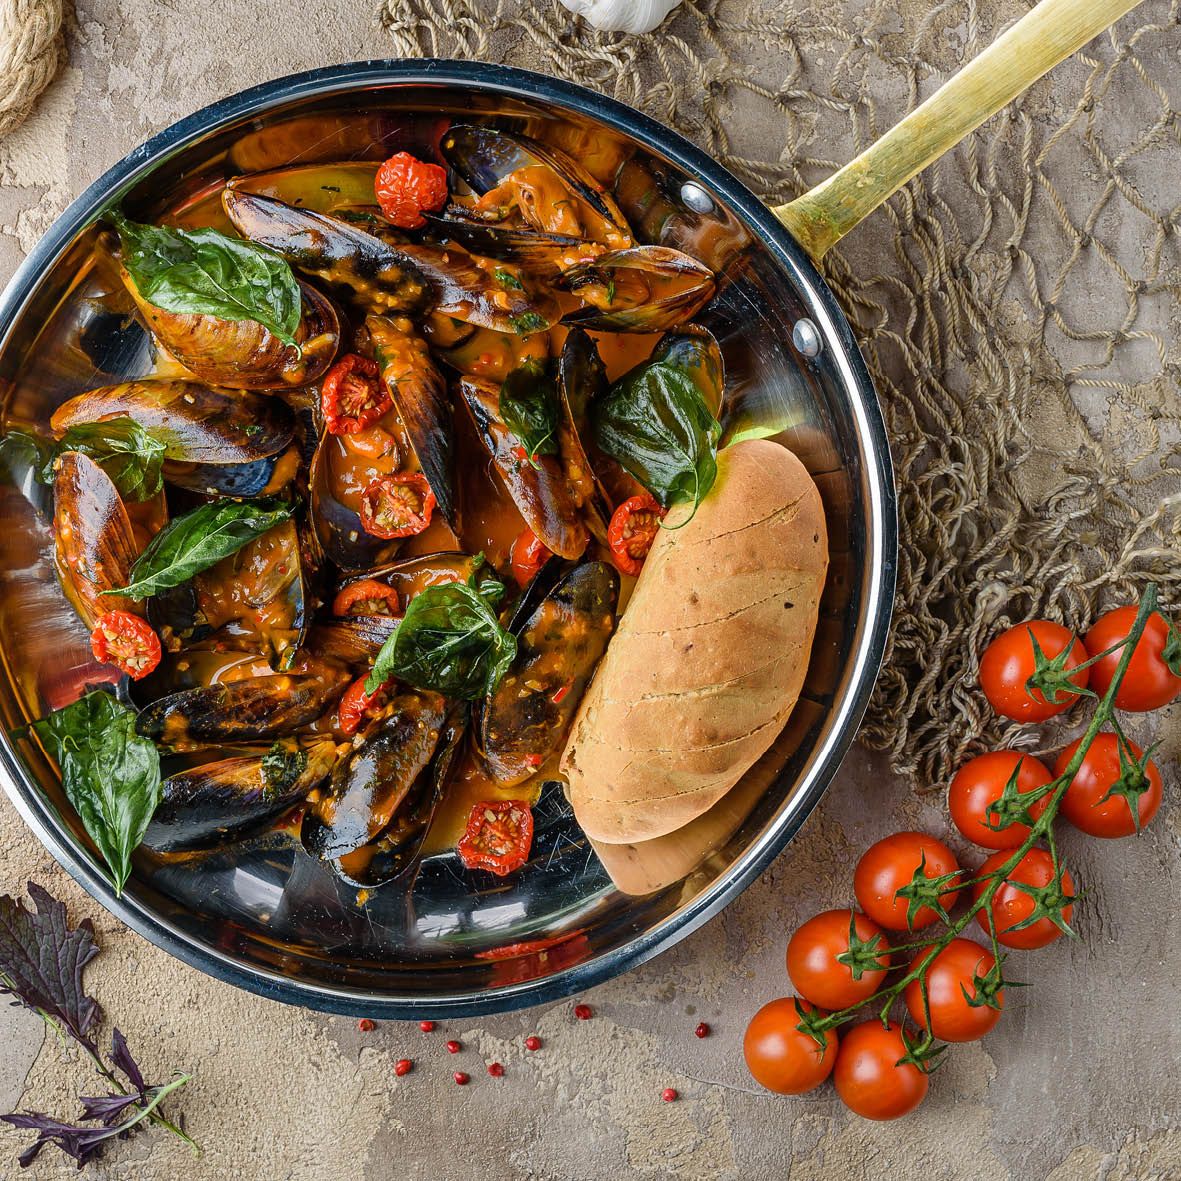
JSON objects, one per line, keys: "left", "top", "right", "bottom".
{"left": 805, "top": 584, "right": 1161, "bottom": 1053}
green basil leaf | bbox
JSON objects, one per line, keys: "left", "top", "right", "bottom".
{"left": 52, "top": 418, "right": 167, "bottom": 502}
{"left": 591, "top": 348, "right": 721, "bottom": 515}
{"left": 499, "top": 359, "right": 559, "bottom": 463}
{"left": 106, "top": 499, "right": 293, "bottom": 601}
{"left": 366, "top": 580, "right": 516, "bottom": 700}
{"left": 32, "top": 692, "right": 161, "bottom": 895}
{"left": 0, "top": 430, "right": 55, "bottom": 483}
{"left": 111, "top": 211, "right": 302, "bottom": 347}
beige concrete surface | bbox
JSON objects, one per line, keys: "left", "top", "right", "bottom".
{"left": 0, "top": 2, "right": 1178, "bottom": 1179}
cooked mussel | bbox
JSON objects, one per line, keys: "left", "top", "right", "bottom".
{"left": 422, "top": 217, "right": 590, "bottom": 280}
{"left": 477, "top": 560, "right": 618, "bottom": 786}
{"left": 302, "top": 690, "right": 448, "bottom": 861}
{"left": 458, "top": 376, "right": 587, "bottom": 560}
{"left": 558, "top": 246, "right": 716, "bottom": 332}
{"left": 136, "top": 670, "right": 346, "bottom": 752}
{"left": 647, "top": 326, "right": 725, "bottom": 417}
{"left": 556, "top": 328, "right": 613, "bottom": 540}
{"left": 228, "top": 162, "right": 384, "bottom": 216}
{"left": 52, "top": 451, "right": 143, "bottom": 628}
{"left": 305, "top": 615, "right": 399, "bottom": 666}
{"left": 334, "top": 552, "right": 480, "bottom": 613}
{"left": 143, "top": 737, "right": 339, "bottom": 853}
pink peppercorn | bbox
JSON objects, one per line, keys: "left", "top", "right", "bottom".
{"left": 454, "top": 1071, "right": 470, "bottom": 1086}
{"left": 446, "top": 1040, "right": 462, "bottom": 1054}
{"left": 488, "top": 1062, "right": 505, "bottom": 1077}
{"left": 524, "top": 1035, "right": 542, "bottom": 1051}
{"left": 574, "top": 1004, "right": 592, "bottom": 1020}
{"left": 662, "top": 1088, "right": 678, "bottom": 1102}
{"left": 357, "top": 1018, "right": 375, "bottom": 1032}
{"left": 694, "top": 1022, "right": 710, "bottom": 1038}
{"left": 394, "top": 1059, "right": 413, "bottom": 1077}
{"left": 419, "top": 1020, "right": 435, "bottom": 1032}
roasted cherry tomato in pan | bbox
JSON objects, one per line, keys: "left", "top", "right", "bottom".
{"left": 510, "top": 527, "right": 551, "bottom": 588}
{"left": 359, "top": 472, "right": 436, "bottom": 539}
{"left": 903, "top": 938, "right": 1003, "bottom": 1042}
{"left": 833, "top": 1021, "right": 929, "bottom": 1120}
{"left": 89, "top": 610, "right": 161, "bottom": 681}
{"left": 375, "top": 152, "right": 449, "bottom": 230}
{"left": 743, "top": 997, "right": 837, "bottom": 1095}
{"left": 786, "top": 909, "right": 891, "bottom": 1011}
{"left": 332, "top": 578, "right": 402, "bottom": 617}
{"left": 457, "top": 800, "right": 534, "bottom": 876}
{"left": 1054, "top": 732, "right": 1163, "bottom": 838}
{"left": 321, "top": 353, "right": 391, "bottom": 436}
{"left": 337, "top": 675, "right": 390, "bottom": 736}
{"left": 1083, "top": 605, "right": 1181, "bottom": 712}
{"left": 853, "top": 831, "right": 962, "bottom": 931}
{"left": 947, "top": 751, "right": 1053, "bottom": 850}
{"left": 973, "top": 847, "right": 1074, "bottom": 950}
{"left": 979, "top": 620, "right": 1089, "bottom": 722}
{"left": 607, "top": 493, "right": 664, "bottom": 576}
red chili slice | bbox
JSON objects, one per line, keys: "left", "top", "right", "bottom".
{"left": 456, "top": 800, "right": 534, "bottom": 877}
{"left": 607, "top": 493, "right": 665, "bottom": 576}
{"left": 337, "top": 675, "right": 390, "bottom": 736}
{"left": 359, "top": 472, "right": 436, "bottom": 539}
{"left": 321, "top": 354, "right": 391, "bottom": 436}
{"left": 375, "top": 152, "right": 450, "bottom": 230}
{"left": 332, "top": 578, "right": 402, "bottom": 617}
{"left": 89, "top": 610, "right": 161, "bottom": 681}
{"left": 509, "top": 527, "right": 551, "bottom": 588}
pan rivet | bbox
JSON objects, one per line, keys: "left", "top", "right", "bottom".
{"left": 792, "top": 319, "right": 823, "bottom": 358}
{"left": 679, "top": 181, "right": 714, "bottom": 213}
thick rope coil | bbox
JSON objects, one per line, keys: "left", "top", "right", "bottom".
{"left": 0, "top": 0, "right": 64, "bottom": 138}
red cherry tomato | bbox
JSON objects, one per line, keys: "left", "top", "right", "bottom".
{"left": 510, "top": 527, "right": 551, "bottom": 588}
{"left": 359, "top": 472, "right": 436, "bottom": 539}
{"left": 979, "top": 620, "right": 1089, "bottom": 722}
{"left": 1054, "top": 733, "right": 1163, "bottom": 838}
{"left": 607, "top": 494, "right": 664, "bottom": 576}
{"left": 457, "top": 800, "right": 534, "bottom": 876}
{"left": 332, "top": 578, "right": 402, "bottom": 617}
{"left": 88, "top": 610, "right": 161, "bottom": 681}
{"left": 973, "top": 847, "right": 1075, "bottom": 949}
{"left": 853, "top": 832, "right": 962, "bottom": 932}
{"left": 903, "top": 938, "right": 1003, "bottom": 1042}
{"left": 786, "top": 909, "right": 891, "bottom": 1011}
{"left": 337, "top": 675, "right": 389, "bottom": 736}
{"left": 832, "top": 1021, "right": 929, "bottom": 1120}
{"left": 375, "top": 152, "right": 449, "bottom": 230}
{"left": 1083, "top": 606, "right": 1181, "bottom": 712}
{"left": 320, "top": 354, "right": 391, "bottom": 435}
{"left": 743, "top": 997, "right": 837, "bottom": 1095}
{"left": 947, "top": 751, "right": 1053, "bottom": 849}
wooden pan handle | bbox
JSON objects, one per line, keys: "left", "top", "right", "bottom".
{"left": 773, "top": 0, "right": 1144, "bottom": 261}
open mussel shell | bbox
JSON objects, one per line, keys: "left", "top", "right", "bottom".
{"left": 647, "top": 325, "right": 725, "bottom": 418}
{"left": 556, "top": 328, "right": 613, "bottom": 540}
{"left": 135, "top": 671, "right": 345, "bottom": 752}
{"left": 457, "top": 376, "right": 588, "bottom": 561}
{"left": 228, "top": 161, "right": 382, "bottom": 216}
{"left": 143, "top": 738, "right": 339, "bottom": 854}
{"left": 558, "top": 246, "right": 716, "bottom": 333}
{"left": 162, "top": 445, "right": 300, "bottom": 499}
{"left": 476, "top": 560, "right": 618, "bottom": 787}
{"left": 422, "top": 214, "right": 587, "bottom": 280}
{"left": 302, "top": 691, "right": 448, "bottom": 862}
{"left": 223, "top": 188, "right": 432, "bottom": 315}
{"left": 335, "top": 552, "right": 480, "bottom": 610}
{"left": 52, "top": 451, "right": 143, "bottom": 628}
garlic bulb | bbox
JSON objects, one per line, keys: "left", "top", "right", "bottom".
{"left": 559, "top": 0, "right": 684, "bottom": 34}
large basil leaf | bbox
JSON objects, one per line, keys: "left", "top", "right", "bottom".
{"left": 32, "top": 692, "right": 161, "bottom": 896}
{"left": 366, "top": 577, "right": 515, "bottom": 700}
{"left": 591, "top": 345, "right": 721, "bottom": 515}
{"left": 499, "top": 359, "right": 559, "bottom": 462}
{"left": 111, "top": 212, "right": 302, "bottom": 346}
{"left": 50, "top": 419, "right": 166, "bottom": 502}
{"left": 106, "top": 499, "right": 292, "bottom": 600}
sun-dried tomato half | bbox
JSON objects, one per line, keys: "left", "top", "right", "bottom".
{"left": 337, "top": 675, "right": 391, "bottom": 736}
{"left": 359, "top": 472, "right": 436, "bottom": 539}
{"left": 375, "top": 152, "right": 449, "bottom": 230}
{"left": 332, "top": 578, "right": 402, "bottom": 617}
{"left": 457, "top": 800, "right": 534, "bottom": 876}
{"left": 89, "top": 610, "right": 161, "bottom": 681}
{"left": 321, "top": 353, "right": 391, "bottom": 435}
{"left": 607, "top": 493, "right": 665, "bottom": 576}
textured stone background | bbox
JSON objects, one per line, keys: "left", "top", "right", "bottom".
{"left": 0, "top": 2, "right": 1178, "bottom": 1179}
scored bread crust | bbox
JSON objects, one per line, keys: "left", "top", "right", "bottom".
{"left": 561, "top": 439, "right": 828, "bottom": 845}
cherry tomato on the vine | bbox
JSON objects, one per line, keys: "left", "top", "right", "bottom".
{"left": 1054, "top": 733, "right": 1162, "bottom": 838}
{"left": 853, "top": 832, "right": 962, "bottom": 931}
{"left": 374, "top": 152, "right": 449, "bottom": 230}
{"left": 947, "top": 751, "right": 1053, "bottom": 849}
{"left": 832, "top": 1021, "right": 929, "bottom": 1121}
{"left": 903, "top": 938, "right": 1003, "bottom": 1042}
{"left": 979, "top": 620, "right": 1089, "bottom": 722}
{"left": 510, "top": 527, "right": 551, "bottom": 588}
{"left": 786, "top": 909, "right": 892, "bottom": 1011}
{"left": 1083, "top": 606, "right": 1181, "bottom": 713}
{"left": 974, "top": 847, "right": 1074, "bottom": 950}
{"left": 743, "top": 997, "right": 837, "bottom": 1095}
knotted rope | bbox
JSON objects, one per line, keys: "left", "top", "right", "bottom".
{"left": 0, "top": 0, "right": 64, "bottom": 138}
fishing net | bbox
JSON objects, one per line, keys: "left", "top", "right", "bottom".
{"left": 380, "top": 0, "right": 1181, "bottom": 785}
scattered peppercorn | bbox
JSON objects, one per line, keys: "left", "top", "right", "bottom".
{"left": 524, "top": 1035, "right": 542, "bottom": 1051}
{"left": 446, "top": 1040, "right": 462, "bottom": 1054}
{"left": 394, "top": 1059, "right": 413, "bottom": 1077}
{"left": 662, "top": 1088, "right": 679, "bottom": 1103}
{"left": 357, "top": 1018, "right": 376, "bottom": 1032}
{"left": 454, "top": 1071, "right": 470, "bottom": 1086}
{"left": 488, "top": 1062, "right": 505, "bottom": 1078}
{"left": 694, "top": 1022, "right": 711, "bottom": 1038}
{"left": 574, "top": 1004, "right": 593, "bottom": 1020}
{"left": 419, "top": 1020, "right": 435, "bottom": 1032}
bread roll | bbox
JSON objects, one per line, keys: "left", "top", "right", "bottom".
{"left": 561, "top": 439, "right": 828, "bottom": 844}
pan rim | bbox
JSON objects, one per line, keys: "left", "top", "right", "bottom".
{"left": 0, "top": 58, "right": 897, "bottom": 1017}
